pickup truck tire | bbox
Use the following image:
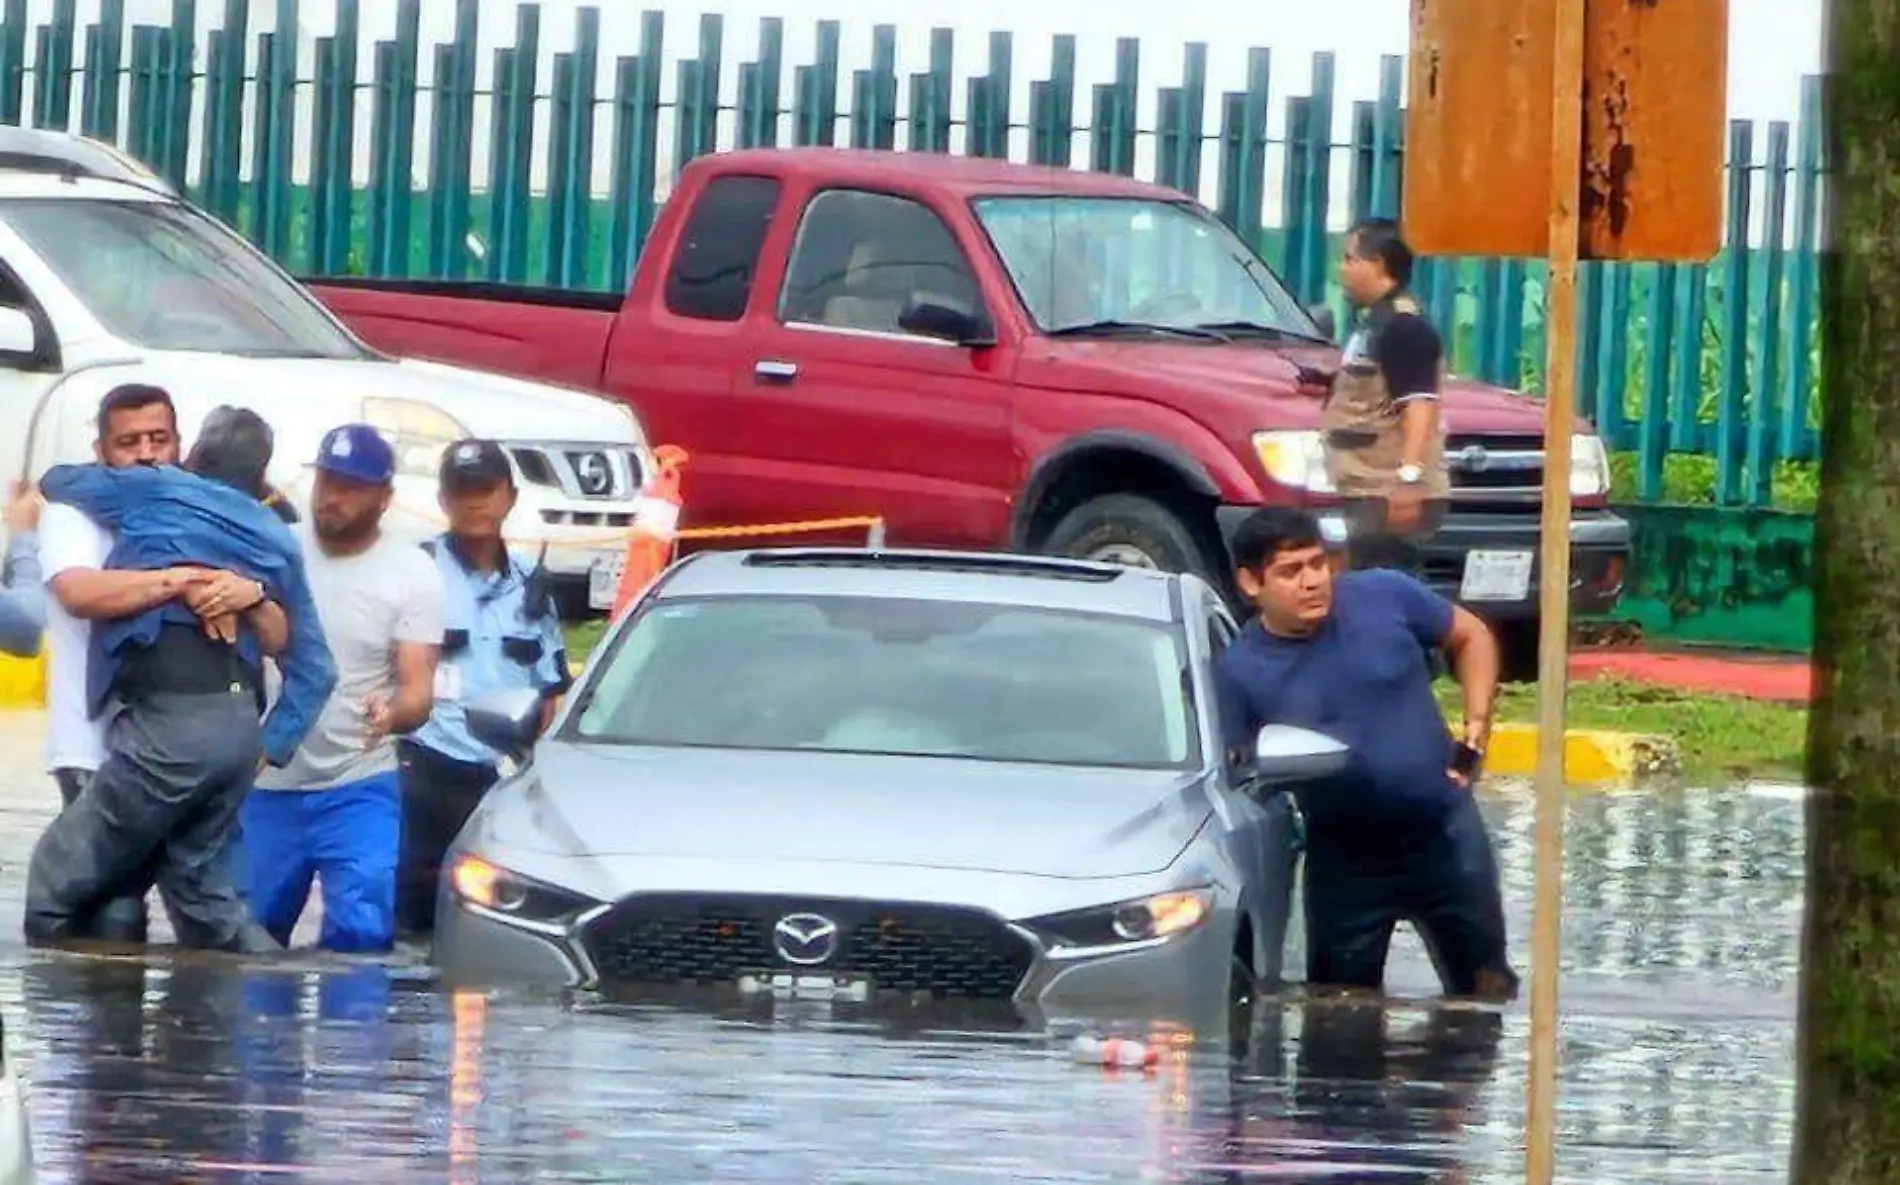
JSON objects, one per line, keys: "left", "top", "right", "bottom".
{"left": 1041, "top": 492, "right": 1221, "bottom": 582}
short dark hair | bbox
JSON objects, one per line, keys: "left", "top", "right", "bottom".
{"left": 1230, "top": 507, "right": 1325, "bottom": 572}
{"left": 96, "top": 383, "right": 176, "bottom": 440}
{"left": 1349, "top": 217, "right": 1414, "bottom": 287}
{"left": 186, "top": 405, "right": 275, "bottom": 499}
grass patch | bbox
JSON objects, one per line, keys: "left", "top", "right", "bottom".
{"left": 565, "top": 619, "right": 608, "bottom": 664}
{"left": 1437, "top": 676, "right": 1807, "bottom": 778}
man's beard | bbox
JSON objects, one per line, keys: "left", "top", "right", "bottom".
{"left": 314, "top": 507, "right": 381, "bottom": 548}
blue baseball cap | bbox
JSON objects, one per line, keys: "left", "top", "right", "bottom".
{"left": 314, "top": 423, "right": 396, "bottom": 485}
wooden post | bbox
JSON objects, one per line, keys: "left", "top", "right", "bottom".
{"left": 1527, "top": 0, "right": 1586, "bottom": 1181}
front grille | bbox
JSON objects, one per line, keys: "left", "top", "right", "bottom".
{"left": 504, "top": 443, "right": 646, "bottom": 500}
{"left": 580, "top": 893, "right": 1037, "bottom": 1000}
{"left": 1444, "top": 434, "right": 1545, "bottom": 499}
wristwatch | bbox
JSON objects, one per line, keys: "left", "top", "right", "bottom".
{"left": 1397, "top": 463, "right": 1424, "bottom": 485}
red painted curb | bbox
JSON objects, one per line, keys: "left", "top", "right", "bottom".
{"left": 1570, "top": 650, "right": 1813, "bottom": 704}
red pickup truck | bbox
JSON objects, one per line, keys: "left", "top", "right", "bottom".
{"left": 308, "top": 148, "right": 1628, "bottom": 673}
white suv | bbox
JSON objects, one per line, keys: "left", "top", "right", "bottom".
{"left": 0, "top": 126, "right": 650, "bottom": 606}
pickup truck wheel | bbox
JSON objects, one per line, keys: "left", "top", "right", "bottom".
{"left": 1042, "top": 493, "right": 1219, "bottom": 581}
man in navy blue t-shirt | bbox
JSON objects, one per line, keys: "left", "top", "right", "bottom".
{"left": 1215, "top": 506, "right": 1518, "bottom": 1000}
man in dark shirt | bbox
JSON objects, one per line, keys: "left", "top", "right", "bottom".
{"left": 1323, "top": 218, "right": 1449, "bottom": 573}
{"left": 1215, "top": 506, "right": 1517, "bottom": 1000}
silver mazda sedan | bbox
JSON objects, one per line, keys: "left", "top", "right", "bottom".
{"left": 435, "top": 549, "right": 1346, "bottom": 1026}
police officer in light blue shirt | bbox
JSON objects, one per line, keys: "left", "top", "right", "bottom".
{"left": 397, "top": 439, "right": 572, "bottom": 938}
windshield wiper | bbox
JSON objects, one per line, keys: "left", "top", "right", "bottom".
{"left": 1045, "top": 319, "right": 1231, "bottom": 343}
{"left": 1189, "top": 320, "right": 1331, "bottom": 345}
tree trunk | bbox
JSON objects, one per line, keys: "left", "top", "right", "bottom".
{"left": 1795, "top": 1, "right": 1900, "bottom": 1180}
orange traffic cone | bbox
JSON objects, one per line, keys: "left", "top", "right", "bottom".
{"left": 611, "top": 444, "right": 689, "bottom": 620}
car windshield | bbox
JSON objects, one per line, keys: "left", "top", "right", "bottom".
{"left": 973, "top": 195, "right": 1321, "bottom": 338}
{"left": 573, "top": 595, "right": 1198, "bottom": 770}
{"left": 2, "top": 197, "right": 369, "bottom": 359}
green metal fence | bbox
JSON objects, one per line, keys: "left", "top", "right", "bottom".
{"left": 0, "top": 0, "right": 1825, "bottom": 512}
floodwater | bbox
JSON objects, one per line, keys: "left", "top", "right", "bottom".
{"left": 0, "top": 712, "right": 1800, "bottom": 1183}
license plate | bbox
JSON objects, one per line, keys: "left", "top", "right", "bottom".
{"left": 736, "top": 972, "right": 873, "bottom": 1003}
{"left": 1459, "top": 550, "right": 1534, "bottom": 602}
{"left": 587, "top": 552, "right": 624, "bottom": 611}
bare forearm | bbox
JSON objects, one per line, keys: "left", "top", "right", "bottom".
{"left": 1399, "top": 399, "right": 1438, "bottom": 469}
{"left": 247, "top": 600, "right": 289, "bottom": 656}
{"left": 1448, "top": 630, "right": 1501, "bottom": 727}
{"left": 51, "top": 568, "right": 193, "bottom": 621}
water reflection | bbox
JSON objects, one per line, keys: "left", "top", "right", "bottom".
{"left": 0, "top": 783, "right": 1801, "bottom": 1181}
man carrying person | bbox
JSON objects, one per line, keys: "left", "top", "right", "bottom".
{"left": 26, "top": 385, "right": 317, "bottom": 949}
{"left": 397, "top": 440, "right": 571, "bottom": 939}
{"left": 1324, "top": 218, "right": 1451, "bottom": 573}
{"left": 244, "top": 424, "right": 443, "bottom": 953}
{"left": 1215, "top": 506, "right": 1517, "bottom": 1000}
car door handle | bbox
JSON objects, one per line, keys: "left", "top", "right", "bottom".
{"left": 754, "top": 359, "right": 799, "bottom": 383}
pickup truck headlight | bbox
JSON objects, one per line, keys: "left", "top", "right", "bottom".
{"left": 1025, "top": 887, "right": 1215, "bottom": 953}
{"left": 1251, "top": 430, "right": 1335, "bottom": 493}
{"left": 1571, "top": 433, "right": 1612, "bottom": 498}
{"left": 362, "top": 396, "right": 469, "bottom": 480}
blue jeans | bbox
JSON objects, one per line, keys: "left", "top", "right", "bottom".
{"left": 1303, "top": 793, "right": 1518, "bottom": 999}
{"left": 239, "top": 771, "right": 401, "bottom": 953}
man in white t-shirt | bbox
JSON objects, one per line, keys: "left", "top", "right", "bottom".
{"left": 31, "top": 384, "right": 284, "bottom": 946}
{"left": 245, "top": 424, "right": 443, "bottom": 953}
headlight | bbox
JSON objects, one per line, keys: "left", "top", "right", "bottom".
{"left": 1252, "top": 430, "right": 1335, "bottom": 493}
{"left": 362, "top": 396, "right": 469, "bottom": 480}
{"left": 449, "top": 853, "right": 595, "bottom": 924}
{"left": 1026, "top": 887, "right": 1215, "bottom": 952}
{"left": 1571, "top": 433, "right": 1611, "bottom": 499}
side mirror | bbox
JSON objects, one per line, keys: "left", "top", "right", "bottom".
{"left": 0, "top": 306, "right": 39, "bottom": 359}
{"left": 465, "top": 687, "right": 546, "bottom": 760}
{"left": 1251, "top": 724, "right": 1350, "bottom": 785}
{"left": 898, "top": 293, "right": 995, "bottom": 346}
{"left": 1306, "top": 303, "right": 1338, "bottom": 343}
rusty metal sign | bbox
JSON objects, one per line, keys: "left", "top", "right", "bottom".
{"left": 1402, "top": 0, "right": 1728, "bottom": 262}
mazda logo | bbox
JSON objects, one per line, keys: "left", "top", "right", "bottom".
{"left": 573, "top": 452, "right": 613, "bottom": 496}
{"left": 772, "top": 913, "right": 839, "bottom": 966}
{"left": 1454, "top": 445, "right": 1490, "bottom": 472}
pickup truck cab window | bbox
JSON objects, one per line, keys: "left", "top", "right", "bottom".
{"left": 973, "top": 196, "right": 1315, "bottom": 338}
{"left": 778, "top": 189, "right": 981, "bottom": 338}
{"left": 1, "top": 196, "right": 367, "bottom": 359}
{"left": 662, "top": 174, "right": 780, "bottom": 322}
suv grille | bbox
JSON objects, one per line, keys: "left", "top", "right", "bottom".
{"left": 505, "top": 443, "right": 645, "bottom": 500}
{"left": 580, "top": 893, "right": 1036, "bottom": 1000}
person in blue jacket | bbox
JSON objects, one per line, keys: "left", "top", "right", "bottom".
{"left": 23, "top": 410, "right": 336, "bottom": 952}
{"left": 0, "top": 482, "right": 47, "bottom": 658}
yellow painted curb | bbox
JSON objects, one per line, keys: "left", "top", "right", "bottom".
{"left": 0, "top": 650, "right": 47, "bottom": 709}
{"left": 1482, "top": 722, "right": 1678, "bottom": 784}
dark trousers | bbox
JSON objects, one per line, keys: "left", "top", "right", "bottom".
{"left": 396, "top": 739, "right": 500, "bottom": 938}
{"left": 50, "top": 769, "right": 151, "bottom": 944}
{"left": 25, "top": 688, "right": 278, "bottom": 953}
{"left": 1303, "top": 794, "right": 1518, "bottom": 1000}
{"left": 1340, "top": 496, "right": 1449, "bottom": 575}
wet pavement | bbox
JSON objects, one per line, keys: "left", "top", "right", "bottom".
{"left": 0, "top": 711, "right": 1798, "bottom": 1182}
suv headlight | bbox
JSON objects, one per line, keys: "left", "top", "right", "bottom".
{"left": 1026, "top": 887, "right": 1215, "bottom": 953}
{"left": 362, "top": 396, "right": 469, "bottom": 479}
{"left": 1571, "top": 433, "right": 1611, "bottom": 498}
{"left": 1252, "top": 430, "right": 1335, "bottom": 493}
